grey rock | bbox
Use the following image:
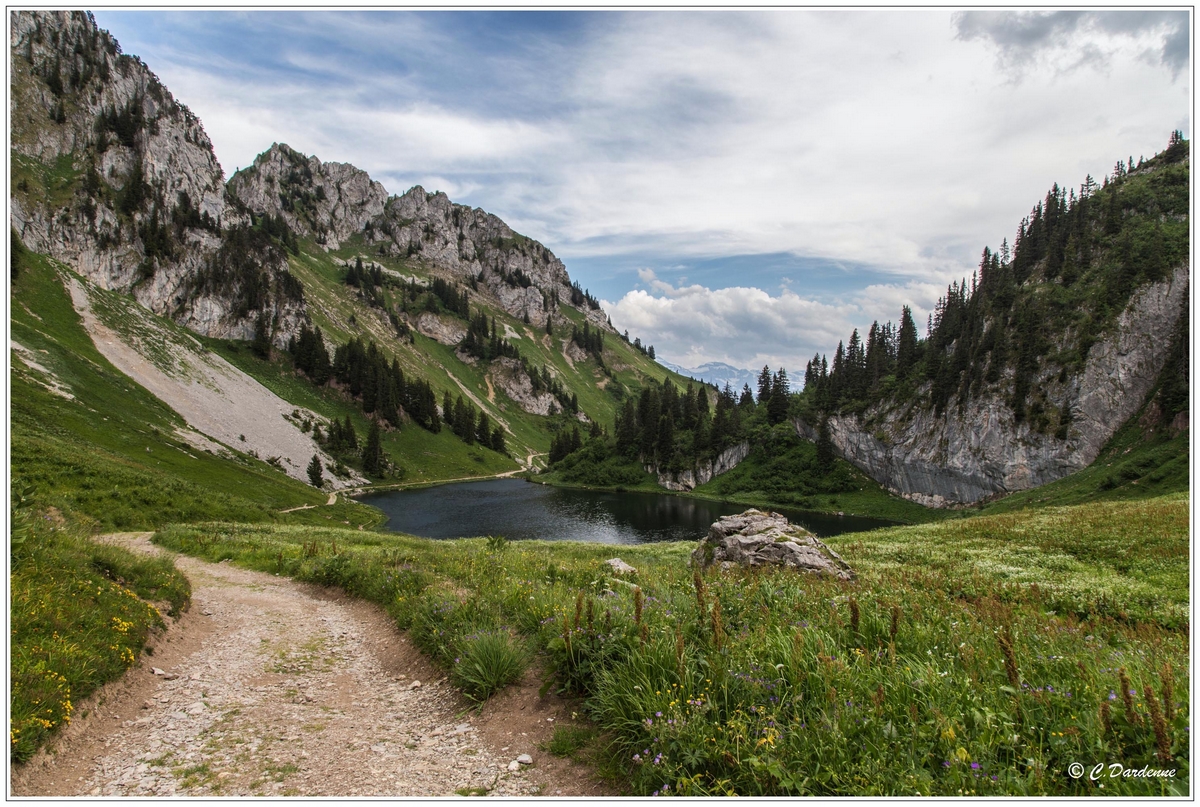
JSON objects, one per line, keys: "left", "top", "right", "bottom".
{"left": 516, "top": 754, "right": 533, "bottom": 765}
{"left": 692, "top": 509, "right": 855, "bottom": 580}
{"left": 603, "top": 558, "right": 637, "bottom": 576}
{"left": 489, "top": 357, "right": 558, "bottom": 416}
{"left": 11, "top": 12, "right": 306, "bottom": 348}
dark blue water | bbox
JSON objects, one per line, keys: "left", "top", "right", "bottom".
{"left": 361, "top": 478, "right": 894, "bottom": 544}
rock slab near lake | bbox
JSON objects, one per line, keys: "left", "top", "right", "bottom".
{"left": 691, "top": 509, "right": 855, "bottom": 581}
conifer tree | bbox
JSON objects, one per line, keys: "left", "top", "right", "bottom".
{"left": 362, "top": 421, "right": 384, "bottom": 476}
{"left": 307, "top": 454, "right": 324, "bottom": 487}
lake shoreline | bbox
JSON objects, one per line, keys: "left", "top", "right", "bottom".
{"left": 360, "top": 477, "right": 898, "bottom": 544}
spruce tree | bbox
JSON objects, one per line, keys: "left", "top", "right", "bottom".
{"left": 307, "top": 454, "right": 324, "bottom": 487}
{"left": 362, "top": 421, "right": 383, "bottom": 476}
{"left": 252, "top": 311, "right": 271, "bottom": 359}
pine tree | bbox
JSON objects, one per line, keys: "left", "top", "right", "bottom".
{"left": 362, "top": 421, "right": 384, "bottom": 476}
{"left": 768, "top": 368, "right": 790, "bottom": 425}
{"left": 307, "top": 454, "right": 324, "bottom": 487}
{"left": 252, "top": 311, "right": 271, "bottom": 359}
{"left": 896, "top": 306, "right": 918, "bottom": 380}
{"left": 816, "top": 417, "right": 835, "bottom": 471}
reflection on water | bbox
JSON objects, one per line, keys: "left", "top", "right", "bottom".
{"left": 361, "top": 478, "right": 894, "bottom": 544}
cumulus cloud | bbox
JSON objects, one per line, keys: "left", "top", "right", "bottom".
{"left": 94, "top": 10, "right": 1189, "bottom": 369}
{"left": 603, "top": 271, "right": 941, "bottom": 373}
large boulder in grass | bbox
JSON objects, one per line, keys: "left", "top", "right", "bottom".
{"left": 691, "top": 509, "right": 855, "bottom": 581}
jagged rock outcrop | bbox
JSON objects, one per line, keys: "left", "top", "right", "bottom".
{"left": 10, "top": 11, "right": 307, "bottom": 346}
{"left": 691, "top": 510, "right": 855, "bottom": 580}
{"left": 415, "top": 312, "right": 467, "bottom": 346}
{"left": 795, "top": 262, "right": 1189, "bottom": 506}
{"left": 489, "top": 358, "right": 558, "bottom": 416}
{"left": 226, "top": 144, "right": 607, "bottom": 329}
{"left": 226, "top": 144, "right": 387, "bottom": 250}
{"left": 656, "top": 441, "right": 750, "bottom": 491}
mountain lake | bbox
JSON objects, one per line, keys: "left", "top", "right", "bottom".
{"left": 360, "top": 478, "right": 896, "bottom": 544}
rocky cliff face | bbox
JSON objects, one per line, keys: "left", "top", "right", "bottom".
{"left": 10, "top": 11, "right": 306, "bottom": 345}
{"left": 655, "top": 441, "right": 751, "bottom": 491}
{"left": 227, "top": 143, "right": 595, "bottom": 329}
{"left": 795, "top": 262, "right": 1189, "bottom": 506}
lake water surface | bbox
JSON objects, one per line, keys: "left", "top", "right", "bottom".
{"left": 361, "top": 478, "right": 895, "bottom": 544}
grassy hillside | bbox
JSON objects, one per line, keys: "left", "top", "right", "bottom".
{"left": 10, "top": 252, "right": 379, "bottom": 530}
{"left": 284, "top": 235, "right": 696, "bottom": 464}
{"left": 154, "top": 493, "right": 1189, "bottom": 796}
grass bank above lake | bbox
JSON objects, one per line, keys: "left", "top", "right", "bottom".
{"left": 154, "top": 492, "right": 1189, "bottom": 796}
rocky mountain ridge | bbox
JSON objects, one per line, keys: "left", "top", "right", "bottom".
{"left": 227, "top": 142, "right": 605, "bottom": 331}
{"left": 10, "top": 10, "right": 306, "bottom": 345}
{"left": 11, "top": 11, "right": 611, "bottom": 354}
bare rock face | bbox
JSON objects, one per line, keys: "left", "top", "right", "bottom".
{"left": 226, "top": 144, "right": 387, "bottom": 250}
{"left": 691, "top": 510, "right": 855, "bottom": 580}
{"left": 10, "top": 11, "right": 307, "bottom": 347}
{"left": 414, "top": 312, "right": 466, "bottom": 346}
{"left": 489, "top": 358, "right": 557, "bottom": 416}
{"left": 657, "top": 441, "right": 750, "bottom": 491}
{"left": 795, "top": 262, "right": 1189, "bottom": 507}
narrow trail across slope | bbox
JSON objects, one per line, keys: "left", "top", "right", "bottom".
{"left": 11, "top": 534, "right": 602, "bottom": 797}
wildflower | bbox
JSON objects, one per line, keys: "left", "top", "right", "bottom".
{"left": 971, "top": 762, "right": 980, "bottom": 770}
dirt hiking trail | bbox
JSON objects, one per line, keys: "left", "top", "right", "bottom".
{"left": 11, "top": 534, "right": 614, "bottom": 797}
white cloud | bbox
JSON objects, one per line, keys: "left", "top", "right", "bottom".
{"left": 603, "top": 271, "right": 943, "bottom": 373}
{"left": 95, "top": 10, "right": 1189, "bottom": 369}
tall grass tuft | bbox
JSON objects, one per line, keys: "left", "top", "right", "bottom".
{"left": 452, "top": 631, "right": 527, "bottom": 702}
{"left": 711, "top": 596, "right": 725, "bottom": 652}
{"left": 1160, "top": 662, "right": 1175, "bottom": 722}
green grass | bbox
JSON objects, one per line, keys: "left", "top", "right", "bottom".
{"left": 545, "top": 724, "right": 600, "bottom": 758}
{"left": 154, "top": 493, "right": 1189, "bottom": 796}
{"left": 10, "top": 514, "right": 191, "bottom": 762}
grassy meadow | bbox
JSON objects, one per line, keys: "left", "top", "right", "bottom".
{"left": 153, "top": 493, "right": 1189, "bottom": 796}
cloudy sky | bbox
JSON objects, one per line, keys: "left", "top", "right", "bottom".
{"left": 93, "top": 9, "right": 1190, "bottom": 376}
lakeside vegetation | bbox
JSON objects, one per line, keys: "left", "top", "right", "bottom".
{"left": 152, "top": 493, "right": 1188, "bottom": 795}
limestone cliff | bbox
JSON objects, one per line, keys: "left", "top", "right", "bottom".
{"left": 654, "top": 441, "right": 751, "bottom": 492}
{"left": 794, "top": 262, "right": 1189, "bottom": 506}
{"left": 10, "top": 11, "right": 306, "bottom": 345}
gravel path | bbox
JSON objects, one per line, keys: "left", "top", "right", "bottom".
{"left": 12, "top": 534, "right": 543, "bottom": 797}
